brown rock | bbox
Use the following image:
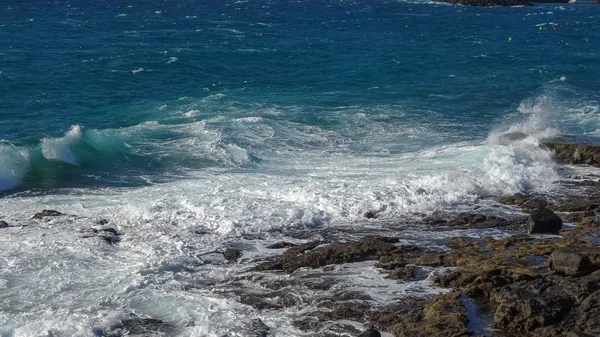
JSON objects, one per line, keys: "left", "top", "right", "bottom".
{"left": 387, "top": 265, "right": 415, "bottom": 281}
{"left": 391, "top": 292, "right": 471, "bottom": 337}
{"left": 550, "top": 249, "right": 594, "bottom": 276}
{"left": 32, "top": 210, "right": 65, "bottom": 219}
{"left": 271, "top": 236, "right": 420, "bottom": 273}
{"left": 543, "top": 142, "right": 600, "bottom": 167}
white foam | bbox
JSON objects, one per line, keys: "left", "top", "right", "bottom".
{"left": 0, "top": 143, "right": 30, "bottom": 191}
{"left": 41, "top": 125, "right": 82, "bottom": 165}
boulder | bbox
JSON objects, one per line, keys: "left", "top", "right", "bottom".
{"left": 32, "top": 209, "right": 64, "bottom": 219}
{"left": 528, "top": 208, "right": 562, "bottom": 234}
{"left": 550, "top": 249, "right": 594, "bottom": 276}
{"left": 0, "top": 220, "right": 9, "bottom": 228}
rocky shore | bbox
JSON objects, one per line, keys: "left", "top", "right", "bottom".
{"left": 3, "top": 138, "right": 600, "bottom": 336}
{"left": 242, "top": 139, "right": 600, "bottom": 337}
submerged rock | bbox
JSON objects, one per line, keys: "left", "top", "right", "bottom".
{"left": 358, "top": 327, "right": 381, "bottom": 337}
{"left": 31, "top": 209, "right": 65, "bottom": 219}
{"left": 101, "top": 314, "right": 174, "bottom": 337}
{"left": 223, "top": 248, "right": 242, "bottom": 262}
{"left": 528, "top": 208, "right": 563, "bottom": 234}
{"left": 265, "top": 241, "right": 298, "bottom": 249}
{"left": 90, "top": 227, "right": 121, "bottom": 245}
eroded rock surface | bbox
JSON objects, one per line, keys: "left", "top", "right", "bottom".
{"left": 253, "top": 236, "right": 421, "bottom": 273}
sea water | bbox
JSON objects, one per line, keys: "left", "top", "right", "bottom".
{"left": 1, "top": 0, "right": 599, "bottom": 336}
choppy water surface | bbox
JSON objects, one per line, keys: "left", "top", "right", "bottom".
{"left": 1, "top": 0, "right": 599, "bottom": 336}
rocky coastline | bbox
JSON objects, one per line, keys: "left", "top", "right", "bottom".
{"left": 3, "top": 138, "right": 600, "bottom": 336}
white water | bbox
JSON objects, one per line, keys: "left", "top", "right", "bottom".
{"left": 1, "top": 92, "right": 599, "bottom": 336}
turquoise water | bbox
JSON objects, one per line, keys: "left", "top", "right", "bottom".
{"left": 1, "top": 1, "right": 600, "bottom": 336}
{"left": 2, "top": 0, "right": 599, "bottom": 192}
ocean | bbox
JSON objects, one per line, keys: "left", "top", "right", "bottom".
{"left": 1, "top": 0, "right": 599, "bottom": 336}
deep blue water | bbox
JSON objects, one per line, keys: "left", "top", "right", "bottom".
{"left": 1, "top": 0, "right": 599, "bottom": 192}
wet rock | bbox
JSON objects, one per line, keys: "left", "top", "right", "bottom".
{"left": 330, "top": 302, "right": 368, "bottom": 320}
{"left": 550, "top": 249, "right": 594, "bottom": 276}
{"left": 391, "top": 292, "right": 471, "bottom": 337}
{"left": 32, "top": 209, "right": 64, "bottom": 219}
{"left": 387, "top": 265, "right": 415, "bottom": 281}
{"left": 528, "top": 208, "right": 562, "bottom": 234}
{"left": 580, "top": 216, "right": 600, "bottom": 228}
{"left": 358, "top": 327, "right": 381, "bottom": 337}
{"left": 90, "top": 228, "right": 121, "bottom": 244}
{"left": 265, "top": 241, "right": 297, "bottom": 249}
{"left": 563, "top": 212, "right": 595, "bottom": 224}
{"left": 0, "top": 220, "right": 9, "bottom": 228}
{"left": 499, "top": 193, "right": 548, "bottom": 211}
{"left": 416, "top": 252, "right": 450, "bottom": 267}
{"left": 102, "top": 314, "right": 173, "bottom": 336}
{"left": 223, "top": 248, "right": 242, "bottom": 262}
{"left": 250, "top": 318, "right": 269, "bottom": 337}
{"left": 553, "top": 197, "right": 600, "bottom": 213}
{"left": 573, "top": 290, "right": 600, "bottom": 336}
{"left": 364, "top": 210, "right": 378, "bottom": 219}
{"left": 543, "top": 142, "right": 600, "bottom": 167}
{"left": 96, "top": 219, "right": 109, "bottom": 225}
{"left": 254, "top": 236, "right": 419, "bottom": 273}
{"left": 424, "top": 212, "right": 525, "bottom": 230}
{"left": 566, "top": 332, "right": 596, "bottom": 337}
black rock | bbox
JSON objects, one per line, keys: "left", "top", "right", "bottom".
{"left": 364, "top": 211, "right": 378, "bottom": 219}
{"left": 527, "top": 208, "right": 563, "bottom": 234}
{"left": 250, "top": 318, "right": 269, "bottom": 337}
{"left": 358, "top": 327, "right": 382, "bottom": 337}
{"left": 0, "top": 220, "right": 9, "bottom": 228}
{"left": 32, "top": 209, "right": 65, "bottom": 220}
{"left": 223, "top": 248, "right": 242, "bottom": 262}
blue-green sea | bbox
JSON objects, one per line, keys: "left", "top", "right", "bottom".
{"left": 0, "top": 0, "right": 599, "bottom": 336}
